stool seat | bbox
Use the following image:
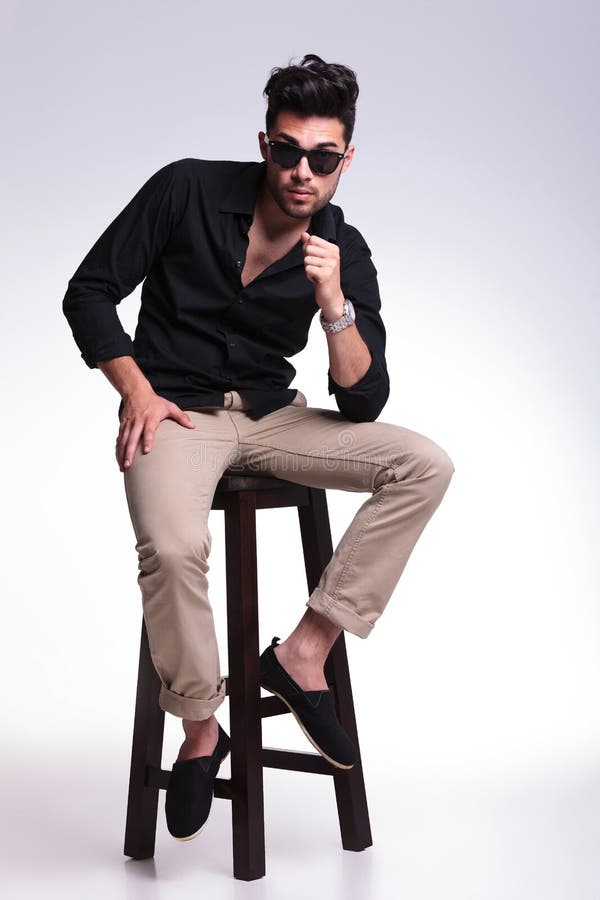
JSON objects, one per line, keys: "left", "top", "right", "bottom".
{"left": 216, "top": 468, "right": 294, "bottom": 491}
{"left": 124, "top": 467, "right": 372, "bottom": 880}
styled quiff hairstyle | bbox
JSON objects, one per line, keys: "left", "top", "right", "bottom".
{"left": 263, "top": 53, "right": 359, "bottom": 147}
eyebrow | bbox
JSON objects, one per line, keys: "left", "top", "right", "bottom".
{"left": 274, "top": 131, "right": 341, "bottom": 150}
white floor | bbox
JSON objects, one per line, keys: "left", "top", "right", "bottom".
{"left": 3, "top": 738, "right": 600, "bottom": 900}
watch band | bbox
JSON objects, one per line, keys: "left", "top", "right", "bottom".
{"left": 320, "top": 299, "right": 356, "bottom": 334}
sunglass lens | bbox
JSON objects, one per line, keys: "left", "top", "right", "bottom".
{"left": 308, "top": 151, "right": 338, "bottom": 175}
{"left": 270, "top": 143, "right": 302, "bottom": 168}
{"left": 269, "top": 142, "right": 341, "bottom": 175}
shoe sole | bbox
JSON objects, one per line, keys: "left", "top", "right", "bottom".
{"left": 171, "top": 819, "right": 210, "bottom": 842}
{"left": 261, "top": 685, "right": 355, "bottom": 770}
{"left": 169, "top": 747, "right": 231, "bottom": 841}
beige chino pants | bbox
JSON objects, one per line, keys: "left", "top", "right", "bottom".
{"left": 123, "top": 389, "right": 455, "bottom": 721}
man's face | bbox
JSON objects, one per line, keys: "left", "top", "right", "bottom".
{"left": 258, "top": 111, "right": 354, "bottom": 220}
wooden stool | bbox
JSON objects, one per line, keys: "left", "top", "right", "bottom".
{"left": 123, "top": 469, "right": 372, "bottom": 880}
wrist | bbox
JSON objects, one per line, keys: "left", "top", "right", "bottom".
{"left": 320, "top": 294, "right": 346, "bottom": 323}
{"left": 98, "top": 356, "right": 152, "bottom": 400}
{"left": 122, "top": 380, "right": 154, "bottom": 403}
{"left": 319, "top": 298, "right": 356, "bottom": 335}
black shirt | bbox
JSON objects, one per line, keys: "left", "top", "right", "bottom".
{"left": 62, "top": 158, "right": 390, "bottom": 422}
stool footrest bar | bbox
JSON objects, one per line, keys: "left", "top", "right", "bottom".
{"left": 146, "top": 742, "right": 339, "bottom": 796}
{"left": 262, "top": 747, "right": 339, "bottom": 775}
{"left": 146, "top": 766, "right": 172, "bottom": 790}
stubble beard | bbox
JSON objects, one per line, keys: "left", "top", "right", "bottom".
{"left": 265, "top": 167, "right": 342, "bottom": 220}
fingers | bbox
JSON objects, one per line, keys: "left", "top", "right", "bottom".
{"left": 116, "top": 418, "right": 132, "bottom": 471}
{"left": 117, "top": 418, "right": 154, "bottom": 471}
{"left": 116, "top": 405, "right": 197, "bottom": 472}
{"left": 116, "top": 413, "right": 150, "bottom": 471}
{"left": 304, "top": 254, "right": 335, "bottom": 268}
{"left": 301, "top": 232, "right": 330, "bottom": 248}
{"left": 302, "top": 235, "right": 339, "bottom": 285}
{"left": 122, "top": 421, "right": 144, "bottom": 471}
{"left": 305, "top": 266, "right": 331, "bottom": 284}
{"left": 304, "top": 255, "right": 337, "bottom": 286}
{"left": 302, "top": 233, "right": 338, "bottom": 253}
{"left": 140, "top": 422, "right": 156, "bottom": 455}
{"left": 303, "top": 244, "right": 330, "bottom": 259}
{"left": 171, "top": 408, "right": 196, "bottom": 429}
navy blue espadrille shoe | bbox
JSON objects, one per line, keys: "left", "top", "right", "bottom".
{"left": 259, "top": 636, "right": 357, "bottom": 769}
{"left": 165, "top": 722, "right": 231, "bottom": 841}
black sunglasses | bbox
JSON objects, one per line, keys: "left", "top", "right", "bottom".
{"left": 265, "top": 137, "right": 346, "bottom": 176}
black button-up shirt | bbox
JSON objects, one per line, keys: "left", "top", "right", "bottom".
{"left": 62, "top": 158, "right": 390, "bottom": 421}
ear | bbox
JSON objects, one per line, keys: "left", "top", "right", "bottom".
{"left": 258, "top": 131, "right": 268, "bottom": 161}
{"left": 341, "top": 144, "right": 355, "bottom": 174}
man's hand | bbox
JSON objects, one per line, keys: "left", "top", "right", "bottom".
{"left": 116, "top": 386, "right": 196, "bottom": 472}
{"left": 301, "top": 232, "right": 345, "bottom": 320}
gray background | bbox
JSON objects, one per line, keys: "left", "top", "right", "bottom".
{"left": 1, "top": 1, "right": 599, "bottom": 897}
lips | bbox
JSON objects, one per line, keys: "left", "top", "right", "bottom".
{"left": 288, "top": 189, "right": 313, "bottom": 199}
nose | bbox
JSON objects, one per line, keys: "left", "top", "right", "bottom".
{"left": 291, "top": 153, "right": 313, "bottom": 181}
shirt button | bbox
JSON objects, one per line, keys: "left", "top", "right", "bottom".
{"left": 229, "top": 342, "right": 236, "bottom": 347}
{"left": 235, "top": 259, "right": 241, "bottom": 268}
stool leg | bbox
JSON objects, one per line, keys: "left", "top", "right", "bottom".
{"left": 224, "top": 491, "right": 266, "bottom": 881}
{"left": 124, "top": 617, "right": 165, "bottom": 859}
{"left": 326, "top": 633, "right": 373, "bottom": 850}
{"left": 298, "top": 487, "right": 373, "bottom": 851}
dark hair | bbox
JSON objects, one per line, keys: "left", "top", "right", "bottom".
{"left": 263, "top": 53, "right": 359, "bottom": 147}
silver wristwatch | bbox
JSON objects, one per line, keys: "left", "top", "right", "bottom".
{"left": 319, "top": 299, "right": 356, "bottom": 334}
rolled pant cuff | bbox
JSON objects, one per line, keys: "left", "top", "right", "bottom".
{"left": 159, "top": 677, "right": 227, "bottom": 721}
{"left": 307, "top": 587, "right": 374, "bottom": 639}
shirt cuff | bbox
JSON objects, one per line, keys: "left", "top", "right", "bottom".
{"left": 327, "top": 355, "right": 390, "bottom": 422}
{"left": 81, "top": 334, "right": 136, "bottom": 369}
{"left": 327, "top": 352, "right": 381, "bottom": 395}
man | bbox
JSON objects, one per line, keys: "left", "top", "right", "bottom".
{"left": 62, "top": 53, "right": 455, "bottom": 842}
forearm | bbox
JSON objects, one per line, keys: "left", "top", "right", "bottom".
{"left": 320, "top": 292, "right": 371, "bottom": 388}
{"left": 301, "top": 226, "right": 390, "bottom": 422}
{"left": 97, "top": 356, "right": 153, "bottom": 399}
{"left": 322, "top": 293, "right": 389, "bottom": 423}
{"left": 325, "top": 322, "right": 372, "bottom": 388}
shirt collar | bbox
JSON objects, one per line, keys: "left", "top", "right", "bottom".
{"left": 219, "top": 161, "right": 337, "bottom": 243}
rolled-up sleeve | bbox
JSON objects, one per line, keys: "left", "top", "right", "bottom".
{"left": 62, "top": 160, "right": 182, "bottom": 369}
{"left": 327, "top": 228, "right": 390, "bottom": 422}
